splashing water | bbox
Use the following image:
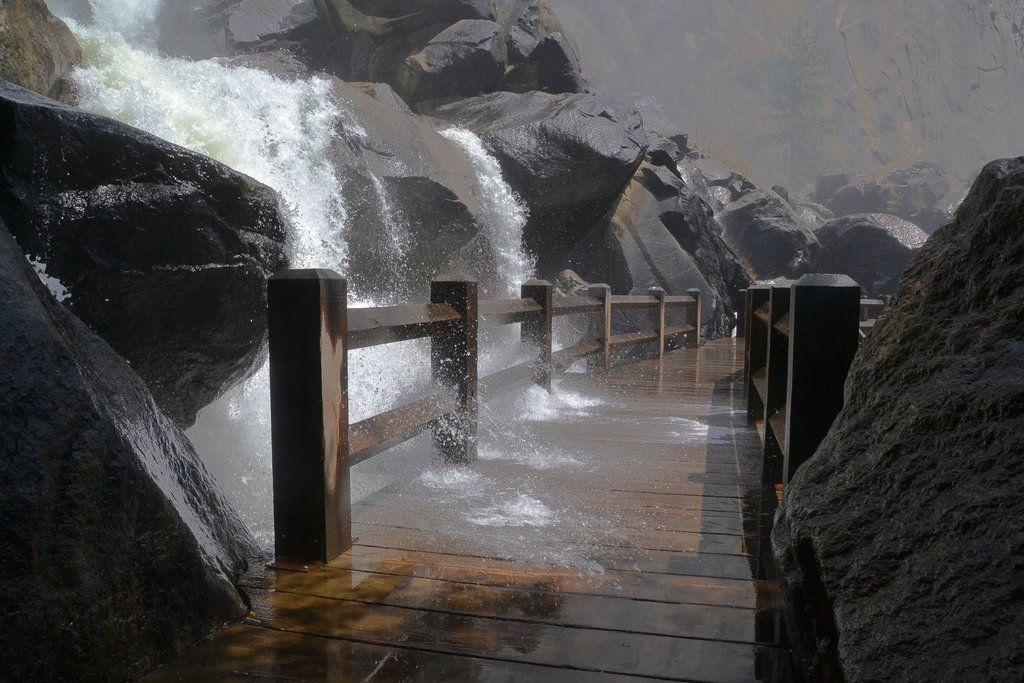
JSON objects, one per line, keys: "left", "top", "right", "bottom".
{"left": 440, "top": 127, "right": 533, "bottom": 297}
{"left": 59, "top": 2, "right": 551, "bottom": 552}
{"left": 70, "top": 25, "right": 350, "bottom": 271}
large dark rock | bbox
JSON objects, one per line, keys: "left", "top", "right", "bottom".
{"left": 157, "top": 0, "right": 319, "bottom": 61}
{"left": 0, "top": 0, "right": 80, "bottom": 101}
{"left": 158, "top": 0, "right": 586, "bottom": 106}
{"left": 814, "top": 213, "right": 928, "bottom": 296}
{"left": 823, "top": 160, "right": 952, "bottom": 233}
{"left": 394, "top": 19, "right": 506, "bottom": 106}
{"left": 772, "top": 157, "right": 1024, "bottom": 681}
{"left": 0, "top": 220, "right": 256, "bottom": 680}
{"left": 718, "top": 189, "right": 820, "bottom": 280}
{"left": 433, "top": 90, "right": 646, "bottom": 276}
{"left": 0, "top": 80, "right": 288, "bottom": 426}
{"left": 567, "top": 162, "right": 750, "bottom": 338}
{"left": 500, "top": 0, "right": 587, "bottom": 94}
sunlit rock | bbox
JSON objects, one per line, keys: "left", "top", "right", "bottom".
{"left": 773, "top": 157, "right": 1024, "bottom": 681}
{"left": 0, "top": 80, "right": 288, "bottom": 426}
{"left": 0, "top": 219, "right": 256, "bottom": 680}
{"left": 813, "top": 213, "right": 928, "bottom": 296}
{"left": 820, "top": 160, "right": 953, "bottom": 233}
{"left": 0, "top": 0, "right": 80, "bottom": 101}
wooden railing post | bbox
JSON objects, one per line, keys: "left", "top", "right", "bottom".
{"left": 736, "top": 289, "right": 747, "bottom": 338}
{"left": 783, "top": 274, "right": 861, "bottom": 484}
{"left": 744, "top": 284, "right": 771, "bottom": 422}
{"left": 687, "top": 288, "right": 702, "bottom": 347}
{"left": 763, "top": 280, "right": 793, "bottom": 481}
{"left": 648, "top": 287, "right": 666, "bottom": 361}
{"left": 431, "top": 276, "right": 478, "bottom": 464}
{"left": 587, "top": 284, "right": 612, "bottom": 371}
{"left": 521, "top": 280, "right": 553, "bottom": 392}
{"left": 268, "top": 269, "right": 349, "bottom": 564}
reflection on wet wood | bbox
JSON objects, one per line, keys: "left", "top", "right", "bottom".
{"left": 148, "top": 339, "right": 787, "bottom": 682}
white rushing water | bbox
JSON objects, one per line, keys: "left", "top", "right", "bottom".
{"left": 60, "top": 1, "right": 570, "bottom": 552}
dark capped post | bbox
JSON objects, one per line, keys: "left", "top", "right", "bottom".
{"left": 267, "top": 269, "right": 349, "bottom": 565}
{"left": 588, "top": 283, "right": 612, "bottom": 372}
{"left": 521, "top": 280, "right": 553, "bottom": 392}
{"left": 431, "top": 276, "right": 479, "bottom": 464}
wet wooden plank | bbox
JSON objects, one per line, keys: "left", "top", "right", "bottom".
{"left": 245, "top": 587, "right": 761, "bottom": 681}
{"left": 478, "top": 359, "right": 536, "bottom": 402}
{"left": 348, "top": 303, "right": 460, "bottom": 349}
{"left": 148, "top": 624, "right": 644, "bottom": 683}
{"left": 551, "top": 338, "right": 602, "bottom": 371}
{"left": 478, "top": 297, "right": 542, "bottom": 328}
{"left": 609, "top": 294, "right": 658, "bottom": 311}
{"left": 349, "top": 392, "right": 456, "bottom": 465}
{"left": 153, "top": 340, "right": 783, "bottom": 681}
{"left": 552, "top": 294, "right": 602, "bottom": 316}
{"left": 236, "top": 567, "right": 773, "bottom": 644}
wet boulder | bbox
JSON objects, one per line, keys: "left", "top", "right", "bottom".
{"left": 772, "top": 157, "right": 1024, "bottom": 681}
{"left": 500, "top": 0, "right": 588, "bottom": 94}
{"left": 433, "top": 90, "right": 647, "bottom": 276}
{"left": 567, "top": 162, "right": 750, "bottom": 338}
{"left": 823, "top": 160, "right": 952, "bottom": 233}
{"left": 0, "top": 0, "right": 80, "bottom": 101}
{"left": 0, "top": 220, "right": 256, "bottom": 680}
{"left": 323, "top": 77, "right": 488, "bottom": 301}
{"left": 156, "top": 0, "right": 319, "bottom": 60}
{"left": 394, "top": 19, "right": 506, "bottom": 107}
{"left": 680, "top": 158, "right": 755, "bottom": 212}
{"left": 814, "top": 213, "right": 928, "bottom": 296}
{"left": 0, "top": 80, "right": 288, "bottom": 426}
{"left": 718, "top": 189, "right": 819, "bottom": 280}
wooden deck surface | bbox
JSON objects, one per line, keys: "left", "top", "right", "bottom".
{"left": 147, "top": 339, "right": 787, "bottom": 682}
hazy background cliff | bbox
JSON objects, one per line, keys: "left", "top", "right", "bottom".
{"left": 549, "top": 0, "right": 1024, "bottom": 190}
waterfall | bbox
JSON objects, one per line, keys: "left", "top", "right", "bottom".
{"left": 61, "top": 2, "right": 534, "bottom": 547}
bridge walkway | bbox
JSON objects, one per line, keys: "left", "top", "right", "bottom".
{"left": 148, "top": 338, "right": 786, "bottom": 681}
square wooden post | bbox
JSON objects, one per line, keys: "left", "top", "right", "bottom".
{"left": 521, "top": 280, "right": 553, "bottom": 392}
{"left": 763, "top": 280, "right": 793, "bottom": 482}
{"left": 745, "top": 284, "right": 771, "bottom": 422}
{"left": 687, "top": 288, "right": 702, "bottom": 347}
{"left": 588, "top": 283, "right": 612, "bottom": 372}
{"left": 783, "top": 274, "right": 862, "bottom": 484}
{"left": 736, "top": 288, "right": 747, "bottom": 339}
{"left": 648, "top": 287, "right": 666, "bottom": 360}
{"left": 431, "top": 276, "right": 478, "bottom": 464}
{"left": 268, "top": 269, "right": 349, "bottom": 564}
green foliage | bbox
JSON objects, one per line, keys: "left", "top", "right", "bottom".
{"left": 759, "top": 18, "right": 838, "bottom": 188}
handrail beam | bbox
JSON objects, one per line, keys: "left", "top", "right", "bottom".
{"left": 348, "top": 303, "right": 461, "bottom": 350}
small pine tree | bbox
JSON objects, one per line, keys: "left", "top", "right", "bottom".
{"left": 760, "top": 18, "right": 838, "bottom": 189}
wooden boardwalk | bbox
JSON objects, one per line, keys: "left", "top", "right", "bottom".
{"left": 148, "top": 339, "right": 786, "bottom": 682}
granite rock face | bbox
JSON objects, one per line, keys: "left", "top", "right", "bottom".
{"left": 0, "top": 80, "right": 288, "bottom": 426}
{"left": 772, "top": 157, "right": 1024, "bottom": 681}
{"left": 0, "top": 220, "right": 257, "bottom": 680}
{"left": 0, "top": 0, "right": 80, "bottom": 101}
{"left": 814, "top": 213, "right": 928, "bottom": 296}
{"left": 434, "top": 90, "right": 646, "bottom": 275}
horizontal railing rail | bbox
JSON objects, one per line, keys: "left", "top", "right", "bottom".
{"left": 268, "top": 270, "right": 702, "bottom": 564}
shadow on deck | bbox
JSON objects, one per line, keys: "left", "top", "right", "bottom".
{"left": 148, "top": 339, "right": 791, "bottom": 682}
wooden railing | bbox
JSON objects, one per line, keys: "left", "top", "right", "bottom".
{"left": 267, "top": 270, "right": 702, "bottom": 563}
{"left": 742, "top": 275, "right": 867, "bottom": 488}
